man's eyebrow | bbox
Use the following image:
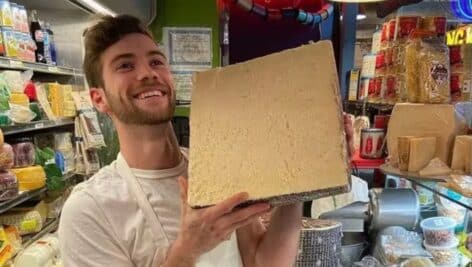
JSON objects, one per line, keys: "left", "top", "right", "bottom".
{"left": 148, "top": 50, "right": 167, "bottom": 59}
{"left": 110, "top": 53, "right": 135, "bottom": 65}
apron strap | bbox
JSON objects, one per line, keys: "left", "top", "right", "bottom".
{"left": 117, "top": 155, "right": 170, "bottom": 246}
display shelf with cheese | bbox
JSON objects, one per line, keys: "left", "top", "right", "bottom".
{"left": 380, "top": 164, "right": 472, "bottom": 210}
{"left": 1, "top": 119, "right": 74, "bottom": 136}
{"left": 21, "top": 217, "right": 59, "bottom": 249}
{"left": 0, "top": 172, "right": 78, "bottom": 214}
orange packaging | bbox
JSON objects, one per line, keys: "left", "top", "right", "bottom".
{"left": 422, "top": 17, "right": 447, "bottom": 37}
{"left": 396, "top": 16, "right": 421, "bottom": 40}
{"left": 388, "top": 19, "right": 397, "bottom": 41}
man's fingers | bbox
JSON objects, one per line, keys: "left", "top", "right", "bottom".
{"left": 208, "top": 192, "right": 250, "bottom": 219}
{"left": 228, "top": 209, "right": 270, "bottom": 231}
{"left": 218, "top": 203, "right": 270, "bottom": 230}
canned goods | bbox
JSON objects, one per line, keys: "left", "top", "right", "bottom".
{"left": 360, "top": 128, "right": 385, "bottom": 159}
{"left": 374, "top": 115, "right": 390, "bottom": 130}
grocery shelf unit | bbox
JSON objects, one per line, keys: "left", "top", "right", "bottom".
{"left": 0, "top": 0, "right": 94, "bottom": 262}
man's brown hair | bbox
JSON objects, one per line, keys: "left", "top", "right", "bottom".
{"left": 83, "top": 15, "right": 153, "bottom": 88}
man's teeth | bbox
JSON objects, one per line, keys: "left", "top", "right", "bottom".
{"left": 138, "top": 90, "right": 163, "bottom": 99}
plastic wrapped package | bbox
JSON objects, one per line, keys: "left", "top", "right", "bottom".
{"left": 0, "top": 143, "right": 13, "bottom": 171}
{"left": 0, "top": 171, "right": 18, "bottom": 201}
{"left": 352, "top": 256, "right": 383, "bottom": 267}
{"left": 4, "top": 225, "right": 21, "bottom": 255}
{"left": 418, "top": 38, "right": 451, "bottom": 103}
{"left": 373, "top": 227, "right": 431, "bottom": 265}
{"left": 10, "top": 166, "right": 45, "bottom": 191}
{"left": 2, "top": 71, "right": 24, "bottom": 93}
{"left": 54, "top": 132, "right": 75, "bottom": 173}
{"left": 0, "top": 226, "right": 13, "bottom": 266}
{"left": 435, "top": 191, "right": 468, "bottom": 232}
{"left": 8, "top": 93, "right": 29, "bottom": 107}
{"left": 405, "top": 31, "right": 435, "bottom": 103}
{"left": 8, "top": 103, "right": 35, "bottom": 123}
{"left": 0, "top": 84, "right": 10, "bottom": 112}
{"left": 11, "top": 141, "right": 35, "bottom": 168}
{"left": 0, "top": 210, "right": 43, "bottom": 235}
{"left": 14, "top": 234, "right": 60, "bottom": 267}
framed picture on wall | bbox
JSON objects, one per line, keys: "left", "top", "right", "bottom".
{"left": 162, "top": 27, "right": 213, "bottom": 70}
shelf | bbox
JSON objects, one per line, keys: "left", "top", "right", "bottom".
{"left": 380, "top": 164, "right": 472, "bottom": 210}
{"left": 2, "top": 119, "right": 75, "bottom": 136}
{"left": 345, "top": 100, "right": 394, "bottom": 112}
{"left": 0, "top": 187, "right": 47, "bottom": 214}
{"left": 0, "top": 57, "right": 83, "bottom": 76}
{"left": 0, "top": 172, "right": 80, "bottom": 214}
{"left": 21, "top": 218, "right": 59, "bottom": 249}
{"left": 351, "top": 150, "right": 385, "bottom": 169}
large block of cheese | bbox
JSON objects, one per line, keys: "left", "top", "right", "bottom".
{"left": 188, "top": 41, "right": 350, "bottom": 207}
{"left": 387, "top": 104, "right": 467, "bottom": 166}
{"left": 408, "top": 137, "right": 437, "bottom": 172}
{"left": 451, "top": 135, "right": 472, "bottom": 173}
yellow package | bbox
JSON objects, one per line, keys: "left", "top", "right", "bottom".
{"left": 0, "top": 226, "right": 14, "bottom": 266}
{"left": 47, "top": 83, "right": 64, "bottom": 117}
{"left": 9, "top": 93, "right": 29, "bottom": 107}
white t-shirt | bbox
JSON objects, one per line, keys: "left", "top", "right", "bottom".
{"left": 59, "top": 151, "right": 243, "bottom": 267}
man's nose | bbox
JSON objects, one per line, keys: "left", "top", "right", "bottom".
{"left": 136, "top": 63, "right": 159, "bottom": 81}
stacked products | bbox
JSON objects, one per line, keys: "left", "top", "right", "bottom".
{"left": 0, "top": 1, "right": 57, "bottom": 64}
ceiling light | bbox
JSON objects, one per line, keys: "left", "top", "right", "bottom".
{"left": 73, "top": 0, "right": 116, "bottom": 16}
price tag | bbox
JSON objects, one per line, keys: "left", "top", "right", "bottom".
{"left": 9, "top": 60, "right": 23, "bottom": 68}
{"left": 34, "top": 123, "right": 45, "bottom": 129}
{"left": 48, "top": 66, "right": 59, "bottom": 73}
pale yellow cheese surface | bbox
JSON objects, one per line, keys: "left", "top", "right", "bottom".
{"left": 387, "top": 104, "right": 467, "bottom": 166}
{"left": 451, "top": 135, "right": 472, "bottom": 172}
{"left": 408, "top": 137, "right": 437, "bottom": 172}
{"left": 419, "top": 158, "right": 452, "bottom": 177}
{"left": 188, "top": 41, "right": 350, "bottom": 207}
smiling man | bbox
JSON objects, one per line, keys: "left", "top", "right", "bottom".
{"left": 58, "top": 15, "right": 302, "bottom": 267}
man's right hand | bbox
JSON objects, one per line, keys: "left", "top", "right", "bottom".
{"left": 164, "top": 176, "right": 270, "bottom": 266}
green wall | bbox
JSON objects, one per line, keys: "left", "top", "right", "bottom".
{"left": 150, "top": 0, "right": 220, "bottom": 67}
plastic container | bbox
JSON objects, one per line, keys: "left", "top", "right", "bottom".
{"left": 420, "top": 217, "right": 456, "bottom": 247}
{"left": 423, "top": 239, "right": 459, "bottom": 266}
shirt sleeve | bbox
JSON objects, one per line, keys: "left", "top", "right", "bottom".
{"left": 59, "top": 190, "right": 133, "bottom": 267}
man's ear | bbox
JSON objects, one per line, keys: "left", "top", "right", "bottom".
{"left": 90, "top": 87, "right": 110, "bottom": 114}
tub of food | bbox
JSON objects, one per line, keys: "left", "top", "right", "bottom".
{"left": 420, "top": 217, "right": 456, "bottom": 247}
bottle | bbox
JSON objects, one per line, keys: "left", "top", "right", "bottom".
{"left": 29, "top": 10, "right": 46, "bottom": 63}
{"left": 45, "top": 23, "right": 56, "bottom": 65}
{"left": 41, "top": 20, "right": 51, "bottom": 65}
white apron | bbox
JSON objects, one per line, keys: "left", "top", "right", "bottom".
{"left": 117, "top": 155, "right": 243, "bottom": 267}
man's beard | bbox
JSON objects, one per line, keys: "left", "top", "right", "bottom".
{"left": 104, "top": 89, "right": 176, "bottom": 125}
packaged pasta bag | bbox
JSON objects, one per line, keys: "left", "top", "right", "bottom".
{"left": 418, "top": 37, "right": 451, "bottom": 104}
{"left": 405, "top": 30, "right": 436, "bottom": 103}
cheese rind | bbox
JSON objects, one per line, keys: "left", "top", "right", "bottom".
{"left": 408, "top": 137, "right": 437, "bottom": 172}
{"left": 398, "top": 136, "right": 414, "bottom": 171}
{"left": 188, "top": 41, "right": 350, "bottom": 207}
{"left": 387, "top": 104, "right": 467, "bottom": 166}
